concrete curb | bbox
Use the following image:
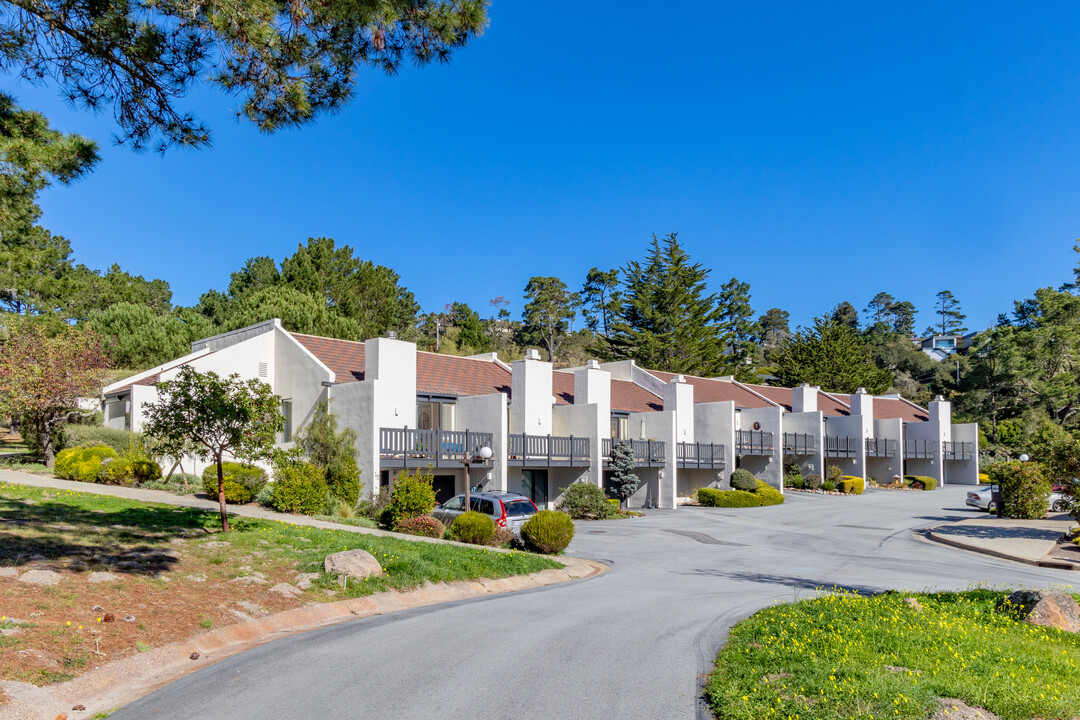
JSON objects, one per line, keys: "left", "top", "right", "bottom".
{"left": 0, "top": 556, "right": 607, "bottom": 720}
{"left": 925, "top": 526, "right": 1079, "bottom": 571}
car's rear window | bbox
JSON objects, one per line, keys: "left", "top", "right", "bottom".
{"left": 505, "top": 499, "right": 535, "bottom": 517}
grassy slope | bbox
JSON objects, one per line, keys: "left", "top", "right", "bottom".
{"left": 705, "top": 589, "right": 1080, "bottom": 720}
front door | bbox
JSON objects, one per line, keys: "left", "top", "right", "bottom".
{"left": 521, "top": 469, "right": 549, "bottom": 509}
{"left": 432, "top": 475, "right": 456, "bottom": 505}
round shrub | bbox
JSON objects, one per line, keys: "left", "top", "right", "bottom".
{"left": 395, "top": 515, "right": 445, "bottom": 538}
{"left": 202, "top": 462, "right": 268, "bottom": 503}
{"left": 904, "top": 475, "right": 937, "bottom": 492}
{"left": 804, "top": 474, "right": 823, "bottom": 491}
{"left": 730, "top": 468, "right": 757, "bottom": 491}
{"left": 838, "top": 476, "right": 865, "bottom": 495}
{"left": 128, "top": 458, "right": 162, "bottom": 483}
{"left": 269, "top": 462, "right": 328, "bottom": 515}
{"left": 326, "top": 454, "right": 361, "bottom": 506}
{"left": 754, "top": 479, "right": 785, "bottom": 505}
{"left": 54, "top": 445, "right": 118, "bottom": 482}
{"left": 558, "top": 482, "right": 618, "bottom": 519}
{"left": 698, "top": 487, "right": 767, "bottom": 508}
{"left": 822, "top": 480, "right": 837, "bottom": 492}
{"left": 448, "top": 511, "right": 496, "bottom": 545}
{"left": 97, "top": 457, "right": 136, "bottom": 486}
{"left": 384, "top": 470, "right": 437, "bottom": 528}
{"left": 989, "top": 461, "right": 1051, "bottom": 519}
{"left": 520, "top": 510, "right": 575, "bottom": 554}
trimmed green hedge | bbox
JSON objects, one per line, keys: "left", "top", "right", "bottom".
{"left": 904, "top": 475, "right": 938, "bottom": 491}
{"left": 697, "top": 480, "right": 784, "bottom": 508}
{"left": 202, "top": 462, "right": 268, "bottom": 503}
{"left": 838, "top": 476, "right": 865, "bottom": 495}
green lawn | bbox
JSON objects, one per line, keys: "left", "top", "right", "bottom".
{"left": 705, "top": 588, "right": 1080, "bottom": 720}
{"left": 0, "top": 481, "right": 561, "bottom": 599}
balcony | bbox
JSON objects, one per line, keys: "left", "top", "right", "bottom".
{"left": 379, "top": 428, "right": 494, "bottom": 468}
{"left": 676, "top": 442, "right": 726, "bottom": 469}
{"left": 942, "top": 441, "right": 974, "bottom": 461}
{"left": 507, "top": 433, "right": 590, "bottom": 467}
{"left": 782, "top": 432, "right": 817, "bottom": 455}
{"left": 736, "top": 430, "right": 774, "bottom": 455}
{"left": 865, "top": 438, "right": 897, "bottom": 458}
{"left": 602, "top": 438, "right": 666, "bottom": 467}
{"left": 824, "top": 435, "right": 860, "bottom": 458}
{"left": 904, "top": 439, "right": 937, "bottom": 460}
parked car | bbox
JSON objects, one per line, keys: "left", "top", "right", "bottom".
{"left": 966, "top": 485, "right": 1070, "bottom": 514}
{"left": 431, "top": 491, "right": 538, "bottom": 535}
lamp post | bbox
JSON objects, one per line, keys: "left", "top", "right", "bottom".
{"left": 464, "top": 445, "right": 493, "bottom": 512}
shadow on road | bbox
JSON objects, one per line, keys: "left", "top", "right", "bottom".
{"left": 935, "top": 524, "right": 1063, "bottom": 542}
{"left": 684, "top": 568, "right": 882, "bottom": 595}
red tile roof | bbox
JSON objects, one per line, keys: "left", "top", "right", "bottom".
{"left": 292, "top": 334, "right": 512, "bottom": 396}
{"left": 874, "top": 397, "right": 930, "bottom": 423}
{"left": 738, "top": 384, "right": 852, "bottom": 417}
{"left": 552, "top": 370, "right": 662, "bottom": 413}
{"left": 647, "top": 370, "right": 775, "bottom": 409}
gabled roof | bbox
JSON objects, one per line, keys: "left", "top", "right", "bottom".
{"left": 291, "top": 333, "right": 512, "bottom": 397}
{"left": 552, "top": 370, "right": 663, "bottom": 413}
{"left": 647, "top": 370, "right": 774, "bottom": 408}
{"left": 874, "top": 397, "right": 930, "bottom": 423}
{"left": 739, "top": 384, "right": 852, "bottom": 417}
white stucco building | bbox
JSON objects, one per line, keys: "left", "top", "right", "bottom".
{"left": 102, "top": 319, "right": 979, "bottom": 509}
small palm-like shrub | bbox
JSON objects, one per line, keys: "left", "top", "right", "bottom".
{"left": 449, "top": 511, "right": 496, "bottom": 545}
{"left": 804, "top": 474, "right": 823, "bottom": 491}
{"left": 521, "top": 510, "right": 575, "bottom": 554}
{"left": 730, "top": 468, "right": 757, "bottom": 491}
{"left": 269, "top": 462, "right": 327, "bottom": 515}
{"left": 202, "top": 462, "right": 268, "bottom": 503}
{"left": 838, "top": 476, "right": 865, "bottom": 495}
{"left": 396, "top": 515, "right": 446, "bottom": 538}
{"left": 904, "top": 475, "right": 938, "bottom": 492}
{"left": 558, "top": 482, "right": 618, "bottom": 519}
{"left": 54, "top": 445, "right": 118, "bottom": 482}
{"left": 384, "top": 470, "right": 437, "bottom": 528}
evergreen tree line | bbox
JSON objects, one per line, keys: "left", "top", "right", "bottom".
{"left": 5, "top": 97, "right": 1079, "bottom": 448}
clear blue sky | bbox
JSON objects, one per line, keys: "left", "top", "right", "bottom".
{"left": 15, "top": 1, "right": 1080, "bottom": 334}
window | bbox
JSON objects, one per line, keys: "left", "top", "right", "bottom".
{"left": 443, "top": 495, "right": 466, "bottom": 511}
{"left": 610, "top": 415, "right": 628, "bottom": 440}
{"left": 469, "top": 498, "right": 495, "bottom": 515}
{"left": 281, "top": 399, "right": 293, "bottom": 443}
{"left": 417, "top": 397, "right": 456, "bottom": 430}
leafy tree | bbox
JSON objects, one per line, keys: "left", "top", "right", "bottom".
{"left": 756, "top": 307, "right": 790, "bottom": 364}
{"left": 1011, "top": 287, "right": 1080, "bottom": 426}
{"left": 2, "top": 0, "right": 490, "bottom": 151}
{"left": 581, "top": 267, "right": 620, "bottom": 338}
{"left": 0, "top": 319, "right": 108, "bottom": 465}
{"left": 956, "top": 327, "right": 1028, "bottom": 443}
{"left": 775, "top": 317, "right": 892, "bottom": 394}
{"left": 143, "top": 366, "right": 283, "bottom": 531}
{"left": 607, "top": 441, "right": 640, "bottom": 508}
{"left": 448, "top": 302, "right": 489, "bottom": 352}
{"left": 716, "top": 277, "right": 759, "bottom": 379}
{"left": 217, "top": 286, "right": 362, "bottom": 340}
{"left": 0, "top": 94, "right": 97, "bottom": 316}
{"left": 929, "top": 290, "right": 967, "bottom": 336}
{"left": 606, "top": 233, "right": 724, "bottom": 376}
{"left": 295, "top": 399, "right": 361, "bottom": 505}
{"left": 522, "top": 276, "right": 576, "bottom": 363}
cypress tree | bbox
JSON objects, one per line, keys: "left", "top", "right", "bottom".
{"left": 607, "top": 233, "right": 724, "bottom": 376}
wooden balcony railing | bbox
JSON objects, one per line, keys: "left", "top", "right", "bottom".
{"left": 942, "top": 441, "right": 974, "bottom": 461}
{"left": 676, "top": 442, "right": 726, "bottom": 469}
{"left": 824, "top": 435, "right": 860, "bottom": 458}
{"left": 507, "top": 434, "right": 590, "bottom": 466}
{"left": 865, "top": 438, "right": 897, "bottom": 458}
{"left": 736, "top": 430, "right": 774, "bottom": 455}
{"left": 783, "top": 432, "right": 817, "bottom": 455}
{"left": 904, "top": 439, "right": 937, "bottom": 460}
{"left": 379, "top": 428, "right": 494, "bottom": 468}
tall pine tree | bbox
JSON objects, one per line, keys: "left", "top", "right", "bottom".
{"left": 606, "top": 233, "right": 723, "bottom": 376}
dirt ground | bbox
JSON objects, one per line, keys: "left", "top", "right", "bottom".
{"left": 0, "top": 498, "right": 335, "bottom": 688}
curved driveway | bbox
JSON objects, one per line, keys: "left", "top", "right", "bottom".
{"left": 115, "top": 487, "right": 1076, "bottom": 720}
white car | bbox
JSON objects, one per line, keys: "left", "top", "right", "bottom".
{"left": 966, "top": 485, "right": 1069, "bottom": 514}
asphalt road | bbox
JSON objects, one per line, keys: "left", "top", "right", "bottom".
{"left": 114, "top": 487, "right": 1077, "bottom": 720}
